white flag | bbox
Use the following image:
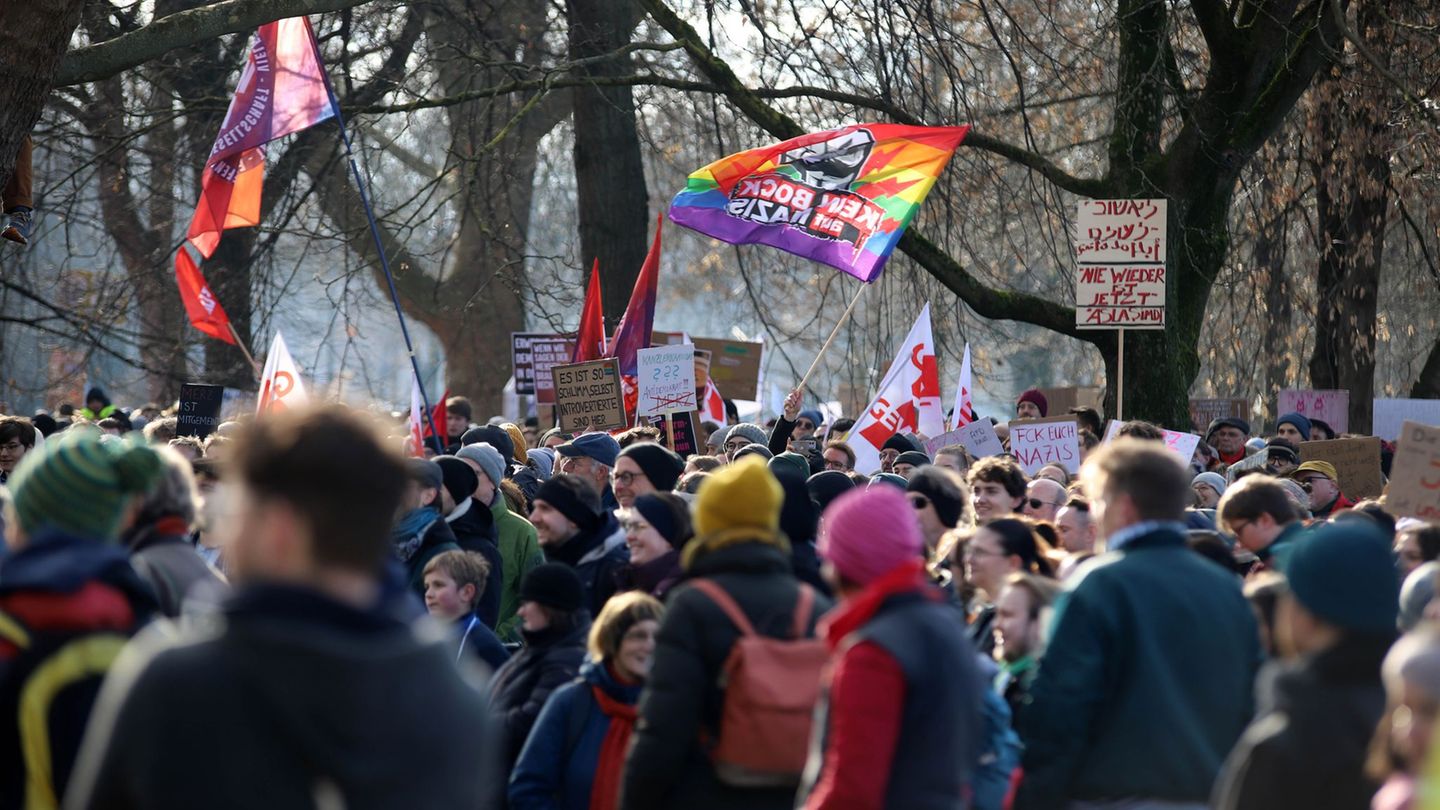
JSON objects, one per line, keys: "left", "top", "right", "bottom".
{"left": 848, "top": 304, "right": 944, "bottom": 475}
{"left": 407, "top": 374, "right": 426, "bottom": 457}
{"left": 952, "top": 343, "right": 976, "bottom": 429}
{"left": 256, "top": 332, "right": 309, "bottom": 415}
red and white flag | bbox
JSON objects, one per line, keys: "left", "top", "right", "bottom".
{"left": 407, "top": 375, "right": 426, "bottom": 457}
{"left": 256, "top": 332, "right": 309, "bottom": 415}
{"left": 951, "top": 343, "right": 976, "bottom": 429}
{"left": 849, "top": 304, "right": 944, "bottom": 474}
{"left": 175, "top": 250, "right": 236, "bottom": 345}
{"left": 702, "top": 378, "right": 727, "bottom": 426}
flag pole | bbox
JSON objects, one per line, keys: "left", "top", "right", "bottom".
{"left": 308, "top": 20, "right": 444, "bottom": 454}
{"left": 227, "top": 323, "right": 261, "bottom": 380}
{"left": 797, "top": 282, "right": 866, "bottom": 391}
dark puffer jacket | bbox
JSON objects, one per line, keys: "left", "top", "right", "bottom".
{"left": 619, "top": 532, "right": 832, "bottom": 810}
{"left": 489, "top": 614, "right": 591, "bottom": 768}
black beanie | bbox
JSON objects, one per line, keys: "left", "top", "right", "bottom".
{"left": 534, "top": 474, "right": 603, "bottom": 532}
{"left": 434, "top": 456, "right": 479, "bottom": 505}
{"left": 461, "top": 425, "right": 515, "bottom": 463}
{"left": 807, "top": 470, "right": 856, "bottom": 513}
{"left": 882, "top": 433, "right": 917, "bottom": 453}
{"left": 895, "top": 450, "right": 931, "bottom": 468}
{"left": 633, "top": 493, "right": 690, "bottom": 549}
{"left": 618, "top": 443, "right": 684, "bottom": 492}
{"left": 519, "top": 563, "right": 584, "bottom": 612}
{"left": 907, "top": 467, "right": 965, "bottom": 529}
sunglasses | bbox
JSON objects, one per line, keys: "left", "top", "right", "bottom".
{"left": 1026, "top": 498, "right": 1060, "bottom": 510}
{"left": 908, "top": 495, "right": 929, "bottom": 510}
{"left": 795, "top": 420, "right": 815, "bottom": 430}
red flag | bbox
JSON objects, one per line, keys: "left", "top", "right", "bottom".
{"left": 572, "top": 259, "right": 606, "bottom": 363}
{"left": 428, "top": 389, "right": 451, "bottom": 440}
{"left": 175, "top": 250, "right": 236, "bottom": 344}
{"left": 185, "top": 17, "right": 337, "bottom": 258}
{"left": 608, "top": 215, "right": 663, "bottom": 377}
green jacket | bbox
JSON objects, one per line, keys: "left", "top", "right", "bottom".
{"left": 1015, "top": 527, "right": 1261, "bottom": 809}
{"left": 490, "top": 492, "right": 545, "bottom": 643}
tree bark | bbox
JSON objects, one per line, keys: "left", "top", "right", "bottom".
{"left": 0, "top": 0, "right": 86, "bottom": 193}
{"left": 569, "top": 0, "right": 650, "bottom": 329}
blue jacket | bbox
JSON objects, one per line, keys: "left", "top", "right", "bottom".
{"left": 509, "top": 660, "right": 642, "bottom": 810}
{"left": 1015, "top": 526, "right": 1261, "bottom": 808}
{"left": 455, "top": 613, "right": 510, "bottom": 671}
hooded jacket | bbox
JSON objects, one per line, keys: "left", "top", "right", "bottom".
{"left": 65, "top": 583, "right": 497, "bottom": 809}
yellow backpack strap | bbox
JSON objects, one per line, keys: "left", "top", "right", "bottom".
{"left": 19, "top": 634, "right": 127, "bottom": 810}
{"left": 0, "top": 610, "right": 30, "bottom": 650}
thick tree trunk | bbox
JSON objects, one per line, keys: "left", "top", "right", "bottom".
{"left": 569, "top": 0, "right": 650, "bottom": 329}
{"left": 0, "top": 0, "right": 85, "bottom": 193}
{"left": 203, "top": 231, "right": 258, "bottom": 388}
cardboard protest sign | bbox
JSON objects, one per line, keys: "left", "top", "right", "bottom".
{"left": 691, "top": 337, "right": 763, "bottom": 400}
{"left": 1373, "top": 399, "right": 1440, "bottom": 441}
{"left": 1386, "top": 422, "right": 1440, "bottom": 520}
{"left": 1038, "top": 386, "right": 1105, "bottom": 419}
{"left": 1073, "top": 199, "right": 1167, "bottom": 330}
{"left": 650, "top": 411, "right": 702, "bottom": 457}
{"left": 637, "top": 344, "right": 698, "bottom": 418}
{"left": 1278, "top": 389, "right": 1349, "bottom": 435}
{"left": 530, "top": 336, "right": 576, "bottom": 405}
{"left": 552, "top": 358, "right": 626, "bottom": 433}
{"left": 1189, "top": 398, "right": 1249, "bottom": 434}
{"left": 1009, "top": 417, "right": 1082, "bottom": 475}
{"left": 1101, "top": 420, "right": 1201, "bottom": 464}
{"left": 176, "top": 383, "right": 225, "bottom": 439}
{"left": 1299, "top": 437, "right": 1384, "bottom": 501}
{"left": 1225, "top": 449, "right": 1268, "bottom": 483}
{"left": 925, "top": 422, "right": 1005, "bottom": 460}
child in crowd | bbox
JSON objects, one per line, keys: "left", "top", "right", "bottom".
{"left": 424, "top": 549, "right": 510, "bottom": 670}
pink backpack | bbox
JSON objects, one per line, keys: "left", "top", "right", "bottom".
{"left": 688, "top": 579, "right": 827, "bottom": 787}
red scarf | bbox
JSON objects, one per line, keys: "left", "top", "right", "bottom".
{"left": 588, "top": 674, "right": 639, "bottom": 810}
{"left": 819, "top": 560, "right": 931, "bottom": 651}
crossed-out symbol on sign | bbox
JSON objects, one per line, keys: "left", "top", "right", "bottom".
{"left": 650, "top": 392, "right": 693, "bottom": 411}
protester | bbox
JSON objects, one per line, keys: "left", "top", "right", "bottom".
{"left": 612, "top": 442, "right": 684, "bottom": 508}
{"left": 527, "top": 447, "right": 555, "bottom": 479}
{"left": 1192, "top": 470, "right": 1227, "bottom": 508}
{"left": 0, "top": 432, "right": 162, "bottom": 808}
{"left": 445, "top": 395, "right": 473, "bottom": 451}
{"left": 121, "top": 446, "right": 227, "bottom": 616}
{"left": 967, "top": 456, "right": 1026, "bottom": 523}
{"left": 1264, "top": 438, "right": 1300, "bottom": 477}
{"left": 434, "top": 455, "right": 503, "bottom": 627}
{"left": 0, "top": 415, "right": 36, "bottom": 484}
{"left": 905, "top": 465, "right": 971, "bottom": 556}
{"left": 423, "top": 549, "right": 509, "bottom": 670}
{"left": 1016, "top": 389, "right": 1047, "bottom": 419}
{"left": 768, "top": 390, "right": 824, "bottom": 471}
{"left": 491, "top": 563, "right": 591, "bottom": 768}
{"left": 1396, "top": 520, "right": 1440, "bottom": 579}
{"left": 1367, "top": 626, "right": 1440, "bottom": 810}
{"left": 1068, "top": 406, "right": 1103, "bottom": 437}
{"left": 1291, "top": 460, "right": 1354, "bottom": 519}
{"left": 877, "top": 433, "right": 914, "bottom": 474}
{"left": 617, "top": 493, "right": 689, "bottom": 599}
{"left": 554, "top": 432, "right": 623, "bottom": 510}
{"left": 1217, "top": 474, "right": 1306, "bottom": 573}
{"left": 509, "top": 592, "right": 663, "bottom": 810}
{"left": 1274, "top": 412, "right": 1312, "bottom": 445}
{"left": 1053, "top": 497, "right": 1096, "bottom": 556}
{"left": 993, "top": 573, "right": 1061, "bottom": 732}
{"left": 620, "top": 456, "right": 831, "bottom": 810}
{"left": 1035, "top": 463, "right": 1069, "bottom": 486}
{"left": 721, "top": 422, "right": 767, "bottom": 462}
{"left": 66, "top": 408, "right": 497, "bottom": 808}
{"left": 821, "top": 440, "right": 855, "bottom": 472}
{"left": 1206, "top": 417, "right": 1252, "bottom": 469}
{"left": 798, "top": 486, "right": 981, "bottom": 810}
{"left": 530, "top": 474, "right": 627, "bottom": 616}
{"left": 963, "top": 518, "right": 1054, "bottom": 659}
{"left": 891, "top": 450, "right": 929, "bottom": 479}
{"left": 1016, "top": 440, "right": 1260, "bottom": 810}
{"left": 466, "top": 423, "right": 543, "bottom": 502}
{"left": 458, "top": 441, "right": 545, "bottom": 642}
{"left": 807, "top": 469, "right": 856, "bottom": 515}
{"left": 1212, "top": 522, "right": 1398, "bottom": 810}
{"left": 933, "top": 444, "right": 973, "bottom": 476}
{"left": 78, "top": 387, "right": 118, "bottom": 421}
{"left": 391, "top": 458, "right": 462, "bottom": 595}
{"left": 1022, "top": 477, "right": 1067, "bottom": 523}
{"left": 683, "top": 454, "right": 722, "bottom": 475}
{"left": 1398, "top": 562, "right": 1439, "bottom": 633}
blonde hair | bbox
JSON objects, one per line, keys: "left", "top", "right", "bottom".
{"left": 588, "top": 592, "right": 664, "bottom": 661}
{"left": 423, "top": 550, "right": 492, "bottom": 610}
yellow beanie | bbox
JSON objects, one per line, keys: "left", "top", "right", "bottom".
{"left": 502, "top": 423, "right": 528, "bottom": 464}
{"left": 693, "top": 455, "right": 783, "bottom": 538}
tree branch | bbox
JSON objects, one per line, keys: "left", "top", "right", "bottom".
{"left": 55, "top": 0, "right": 378, "bottom": 85}
{"left": 1190, "top": 0, "right": 1240, "bottom": 64}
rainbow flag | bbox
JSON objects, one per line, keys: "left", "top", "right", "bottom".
{"left": 668, "top": 123, "right": 969, "bottom": 282}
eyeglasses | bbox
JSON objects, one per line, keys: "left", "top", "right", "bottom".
{"left": 1227, "top": 519, "right": 1252, "bottom": 537}
{"left": 0, "top": 442, "right": 23, "bottom": 453}
{"left": 724, "top": 440, "right": 751, "bottom": 452}
{"left": 612, "top": 471, "right": 644, "bottom": 486}
{"left": 621, "top": 519, "right": 652, "bottom": 534}
{"left": 824, "top": 460, "right": 848, "bottom": 471}
{"left": 1026, "top": 498, "right": 1061, "bottom": 510}
{"left": 908, "top": 494, "right": 929, "bottom": 510}
{"left": 795, "top": 420, "right": 815, "bottom": 430}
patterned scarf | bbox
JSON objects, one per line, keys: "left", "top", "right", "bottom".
{"left": 588, "top": 670, "right": 639, "bottom": 810}
{"left": 390, "top": 507, "right": 438, "bottom": 563}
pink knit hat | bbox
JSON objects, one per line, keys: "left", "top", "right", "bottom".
{"left": 818, "top": 486, "right": 924, "bottom": 586}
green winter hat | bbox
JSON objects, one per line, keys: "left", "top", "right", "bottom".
{"left": 9, "top": 431, "right": 163, "bottom": 542}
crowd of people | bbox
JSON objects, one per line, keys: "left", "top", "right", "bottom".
{"left": 0, "top": 381, "right": 1434, "bottom": 810}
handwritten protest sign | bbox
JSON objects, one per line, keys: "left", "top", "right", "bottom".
{"left": 691, "top": 337, "right": 763, "bottom": 400}
{"left": 1299, "top": 437, "right": 1383, "bottom": 500}
{"left": 1073, "top": 199, "right": 1167, "bottom": 330}
{"left": 1189, "top": 398, "right": 1250, "bottom": 433}
{"left": 1387, "top": 422, "right": 1440, "bottom": 520}
{"left": 925, "top": 421, "right": 1006, "bottom": 460}
{"left": 177, "top": 383, "right": 225, "bottom": 439}
{"left": 1009, "top": 417, "right": 1082, "bottom": 475}
{"left": 511, "top": 332, "right": 549, "bottom": 396}
{"left": 650, "top": 411, "right": 701, "bottom": 457}
{"left": 528, "top": 336, "right": 576, "bottom": 405}
{"left": 1278, "top": 389, "right": 1349, "bottom": 435}
{"left": 1101, "top": 420, "right": 1202, "bottom": 464}
{"left": 637, "top": 344, "right": 698, "bottom": 417}
{"left": 1373, "top": 399, "right": 1440, "bottom": 441}
{"left": 553, "top": 358, "right": 626, "bottom": 433}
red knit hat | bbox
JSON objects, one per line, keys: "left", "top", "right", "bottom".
{"left": 1016, "top": 389, "right": 1048, "bottom": 417}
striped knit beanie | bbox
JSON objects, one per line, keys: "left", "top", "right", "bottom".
{"left": 8, "top": 430, "right": 163, "bottom": 541}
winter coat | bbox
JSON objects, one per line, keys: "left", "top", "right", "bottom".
{"left": 455, "top": 612, "right": 511, "bottom": 671}
{"left": 65, "top": 583, "right": 496, "bottom": 810}
{"left": 767, "top": 416, "right": 824, "bottom": 474}
{"left": 446, "top": 497, "right": 504, "bottom": 628}
{"left": 1014, "top": 525, "right": 1261, "bottom": 809}
{"left": 546, "top": 512, "right": 628, "bottom": 617}
{"left": 1211, "top": 633, "right": 1391, "bottom": 810}
{"left": 799, "top": 564, "right": 980, "bottom": 810}
{"left": 619, "top": 530, "right": 832, "bottom": 810}
{"left": 124, "top": 515, "right": 226, "bottom": 617}
{"left": 1256, "top": 520, "right": 1306, "bottom": 574}
{"left": 0, "top": 532, "right": 157, "bottom": 809}
{"left": 396, "top": 514, "right": 461, "bottom": 596}
{"left": 509, "top": 660, "right": 643, "bottom": 810}
{"left": 490, "top": 615, "right": 591, "bottom": 768}
{"left": 492, "top": 493, "right": 546, "bottom": 643}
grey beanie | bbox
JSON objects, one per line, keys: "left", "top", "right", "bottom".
{"left": 456, "top": 442, "right": 505, "bottom": 491}
{"left": 726, "top": 422, "right": 768, "bottom": 447}
{"left": 1400, "top": 561, "right": 1440, "bottom": 632}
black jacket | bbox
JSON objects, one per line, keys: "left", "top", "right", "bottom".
{"left": 66, "top": 584, "right": 497, "bottom": 810}
{"left": 1212, "top": 633, "right": 1392, "bottom": 810}
{"left": 400, "top": 517, "right": 461, "bottom": 597}
{"left": 489, "top": 615, "right": 590, "bottom": 768}
{"left": 546, "top": 512, "right": 628, "bottom": 617}
{"left": 619, "top": 534, "right": 832, "bottom": 810}
{"left": 767, "top": 416, "right": 824, "bottom": 473}
{"left": 446, "top": 497, "right": 504, "bottom": 628}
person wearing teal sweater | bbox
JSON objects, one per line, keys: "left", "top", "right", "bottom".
{"left": 1015, "top": 440, "right": 1261, "bottom": 810}
{"left": 458, "top": 441, "right": 545, "bottom": 643}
